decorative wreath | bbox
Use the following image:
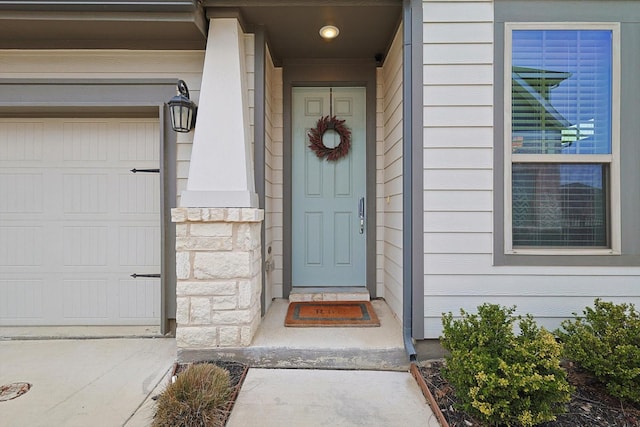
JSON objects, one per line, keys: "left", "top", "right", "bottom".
{"left": 308, "top": 115, "right": 351, "bottom": 161}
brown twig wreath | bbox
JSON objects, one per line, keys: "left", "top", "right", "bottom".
{"left": 308, "top": 115, "right": 351, "bottom": 161}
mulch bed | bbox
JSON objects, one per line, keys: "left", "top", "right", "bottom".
{"left": 169, "top": 360, "right": 249, "bottom": 426}
{"left": 416, "top": 360, "right": 640, "bottom": 427}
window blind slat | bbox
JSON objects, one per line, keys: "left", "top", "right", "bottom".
{"left": 512, "top": 29, "right": 612, "bottom": 156}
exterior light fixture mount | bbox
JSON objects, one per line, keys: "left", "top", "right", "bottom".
{"left": 319, "top": 25, "right": 340, "bottom": 40}
{"left": 168, "top": 79, "right": 197, "bottom": 133}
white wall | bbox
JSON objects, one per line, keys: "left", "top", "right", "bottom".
{"left": 246, "top": 33, "right": 256, "bottom": 170}
{"left": 420, "top": 0, "right": 640, "bottom": 338}
{"left": 379, "top": 25, "right": 405, "bottom": 322}
{"left": 264, "top": 46, "right": 284, "bottom": 306}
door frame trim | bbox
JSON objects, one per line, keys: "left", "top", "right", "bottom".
{"left": 282, "top": 59, "right": 377, "bottom": 298}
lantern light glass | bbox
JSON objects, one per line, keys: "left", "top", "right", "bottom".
{"left": 168, "top": 80, "right": 197, "bottom": 133}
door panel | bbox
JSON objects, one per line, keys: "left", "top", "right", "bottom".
{"left": 292, "top": 87, "right": 366, "bottom": 286}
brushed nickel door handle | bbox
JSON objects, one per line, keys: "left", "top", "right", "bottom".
{"left": 359, "top": 197, "right": 365, "bottom": 234}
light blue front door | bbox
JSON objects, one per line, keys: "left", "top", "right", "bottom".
{"left": 292, "top": 87, "right": 367, "bottom": 287}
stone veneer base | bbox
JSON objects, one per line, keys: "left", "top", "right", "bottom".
{"left": 172, "top": 208, "right": 264, "bottom": 349}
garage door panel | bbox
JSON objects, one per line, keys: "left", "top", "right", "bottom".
{"left": 63, "top": 174, "right": 109, "bottom": 214}
{"left": 63, "top": 226, "right": 109, "bottom": 267}
{"left": 119, "top": 174, "right": 160, "bottom": 214}
{"left": 0, "top": 121, "right": 44, "bottom": 162}
{"left": 0, "top": 118, "right": 161, "bottom": 327}
{"left": 0, "top": 226, "right": 44, "bottom": 266}
{"left": 63, "top": 279, "right": 109, "bottom": 319}
{"left": 0, "top": 173, "right": 44, "bottom": 213}
{"left": 119, "top": 278, "right": 160, "bottom": 320}
{"left": 63, "top": 122, "right": 109, "bottom": 162}
{"left": 119, "top": 122, "right": 160, "bottom": 162}
{"left": 119, "top": 226, "right": 161, "bottom": 267}
{"left": 0, "top": 280, "right": 44, "bottom": 319}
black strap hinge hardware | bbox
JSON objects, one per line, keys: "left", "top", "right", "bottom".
{"left": 130, "top": 168, "right": 160, "bottom": 174}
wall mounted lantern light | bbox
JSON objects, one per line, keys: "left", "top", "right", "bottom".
{"left": 168, "top": 80, "right": 197, "bottom": 133}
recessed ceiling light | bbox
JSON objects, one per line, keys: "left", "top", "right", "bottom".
{"left": 319, "top": 25, "right": 340, "bottom": 40}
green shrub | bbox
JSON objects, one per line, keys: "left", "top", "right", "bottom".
{"left": 153, "top": 363, "right": 232, "bottom": 427}
{"left": 441, "top": 304, "right": 572, "bottom": 427}
{"left": 556, "top": 298, "right": 640, "bottom": 403}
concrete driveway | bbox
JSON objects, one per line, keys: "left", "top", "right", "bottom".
{"left": 1, "top": 335, "right": 439, "bottom": 427}
{"left": 0, "top": 338, "right": 176, "bottom": 427}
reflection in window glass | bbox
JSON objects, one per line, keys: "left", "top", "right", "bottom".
{"left": 512, "top": 163, "right": 607, "bottom": 247}
{"left": 511, "top": 30, "right": 612, "bottom": 155}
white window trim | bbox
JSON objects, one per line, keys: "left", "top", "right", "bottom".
{"left": 504, "top": 22, "right": 621, "bottom": 256}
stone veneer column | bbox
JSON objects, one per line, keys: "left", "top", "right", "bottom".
{"left": 172, "top": 207, "right": 263, "bottom": 348}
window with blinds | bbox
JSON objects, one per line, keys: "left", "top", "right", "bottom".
{"left": 505, "top": 25, "right": 620, "bottom": 253}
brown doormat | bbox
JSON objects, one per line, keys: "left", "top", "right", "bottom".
{"left": 285, "top": 301, "right": 380, "bottom": 327}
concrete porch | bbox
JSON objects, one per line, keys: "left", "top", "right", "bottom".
{"left": 178, "top": 298, "right": 408, "bottom": 371}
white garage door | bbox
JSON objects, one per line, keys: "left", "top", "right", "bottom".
{"left": 0, "top": 118, "right": 161, "bottom": 326}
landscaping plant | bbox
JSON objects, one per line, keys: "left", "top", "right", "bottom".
{"left": 441, "top": 303, "right": 572, "bottom": 426}
{"left": 153, "top": 363, "right": 232, "bottom": 427}
{"left": 556, "top": 298, "right": 640, "bottom": 403}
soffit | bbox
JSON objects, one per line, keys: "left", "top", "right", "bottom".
{"left": 207, "top": 2, "right": 403, "bottom": 61}
{"left": 0, "top": 2, "right": 402, "bottom": 56}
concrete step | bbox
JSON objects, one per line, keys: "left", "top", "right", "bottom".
{"left": 178, "top": 299, "right": 408, "bottom": 370}
{"left": 289, "top": 286, "right": 370, "bottom": 302}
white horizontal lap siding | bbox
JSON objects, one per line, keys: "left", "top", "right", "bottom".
{"left": 265, "top": 49, "right": 274, "bottom": 308}
{"left": 421, "top": 1, "right": 640, "bottom": 339}
{"left": 376, "top": 69, "right": 385, "bottom": 301}
{"left": 245, "top": 34, "right": 255, "bottom": 142}
{"left": 0, "top": 49, "right": 205, "bottom": 207}
{"left": 381, "top": 25, "right": 404, "bottom": 321}
{"left": 422, "top": 0, "right": 495, "bottom": 337}
{"left": 0, "top": 51, "right": 204, "bottom": 81}
{"left": 265, "top": 45, "right": 284, "bottom": 302}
